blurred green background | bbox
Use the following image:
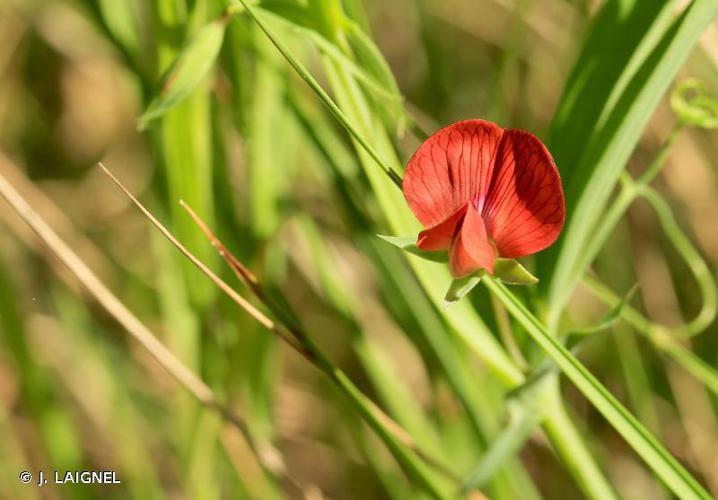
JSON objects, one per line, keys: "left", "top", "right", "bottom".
{"left": 1, "top": 0, "right": 718, "bottom": 498}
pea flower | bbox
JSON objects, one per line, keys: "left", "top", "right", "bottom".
{"left": 402, "top": 120, "right": 565, "bottom": 279}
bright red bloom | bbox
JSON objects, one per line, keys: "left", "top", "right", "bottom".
{"left": 402, "top": 120, "right": 565, "bottom": 278}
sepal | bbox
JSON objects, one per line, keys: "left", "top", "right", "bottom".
{"left": 443, "top": 272, "right": 483, "bottom": 306}
{"left": 493, "top": 258, "right": 538, "bottom": 285}
{"left": 377, "top": 234, "right": 448, "bottom": 263}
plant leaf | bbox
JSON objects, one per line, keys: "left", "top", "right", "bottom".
{"left": 232, "top": 0, "right": 403, "bottom": 186}
{"left": 98, "top": 0, "right": 140, "bottom": 58}
{"left": 344, "top": 19, "right": 406, "bottom": 134}
{"left": 493, "top": 258, "right": 538, "bottom": 286}
{"left": 443, "top": 274, "right": 482, "bottom": 306}
{"left": 138, "top": 18, "right": 227, "bottom": 130}
{"left": 461, "top": 376, "right": 551, "bottom": 492}
{"left": 544, "top": 0, "right": 718, "bottom": 320}
{"left": 377, "top": 234, "right": 448, "bottom": 263}
{"left": 257, "top": 9, "right": 402, "bottom": 106}
{"left": 485, "top": 276, "right": 711, "bottom": 500}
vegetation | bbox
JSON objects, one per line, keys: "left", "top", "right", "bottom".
{"left": 1, "top": 0, "right": 717, "bottom": 498}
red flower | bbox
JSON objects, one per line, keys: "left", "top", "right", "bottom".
{"left": 402, "top": 120, "right": 565, "bottom": 278}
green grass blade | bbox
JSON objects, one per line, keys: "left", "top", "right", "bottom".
{"left": 460, "top": 399, "right": 543, "bottom": 493}
{"left": 139, "top": 16, "right": 227, "bottom": 129}
{"left": 545, "top": 0, "right": 718, "bottom": 319}
{"left": 582, "top": 276, "right": 718, "bottom": 398}
{"left": 231, "top": 0, "right": 403, "bottom": 187}
{"left": 548, "top": 0, "right": 676, "bottom": 177}
{"left": 98, "top": 0, "right": 141, "bottom": 58}
{"left": 484, "top": 277, "right": 711, "bottom": 500}
{"left": 344, "top": 18, "right": 406, "bottom": 133}
{"left": 247, "top": 30, "right": 291, "bottom": 239}
{"left": 257, "top": 8, "right": 402, "bottom": 107}
{"left": 240, "top": 2, "right": 618, "bottom": 496}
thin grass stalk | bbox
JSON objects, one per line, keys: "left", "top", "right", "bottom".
{"left": 231, "top": 0, "right": 403, "bottom": 188}
{"left": 545, "top": 0, "right": 718, "bottom": 324}
{"left": 230, "top": 2, "right": 715, "bottom": 497}
{"left": 103, "top": 166, "right": 467, "bottom": 499}
{"left": 484, "top": 277, "right": 710, "bottom": 500}
{"left": 178, "top": 203, "right": 467, "bottom": 493}
{"left": 232, "top": 2, "right": 622, "bottom": 497}
{"left": 0, "top": 166, "right": 292, "bottom": 488}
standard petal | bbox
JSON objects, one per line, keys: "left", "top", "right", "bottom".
{"left": 482, "top": 129, "right": 565, "bottom": 258}
{"left": 403, "top": 120, "right": 504, "bottom": 228}
{"left": 449, "top": 204, "right": 495, "bottom": 278}
{"left": 417, "top": 203, "right": 467, "bottom": 251}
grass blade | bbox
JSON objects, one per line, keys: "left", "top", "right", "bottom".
{"left": 139, "top": 15, "right": 227, "bottom": 129}
{"left": 484, "top": 277, "right": 711, "bottom": 500}
{"left": 545, "top": 0, "right": 718, "bottom": 320}
{"left": 231, "top": 0, "right": 403, "bottom": 187}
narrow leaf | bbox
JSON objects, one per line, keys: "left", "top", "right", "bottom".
{"left": 98, "top": 0, "right": 140, "bottom": 57}
{"left": 233, "top": 0, "right": 403, "bottom": 186}
{"left": 138, "top": 18, "right": 227, "bottom": 130}
{"left": 258, "top": 9, "right": 401, "bottom": 105}
{"left": 443, "top": 274, "right": 482, "bottom": 306}
{"left": 377, "top": 234, "right": 448, "bottom": 263}
{"left": 344, "top": 19, "right": 406, "bottom": 133}
{"left": 545, "top": 0, "right": 718, "bottom": 318}
{"left": 485, "top": 277, "right": 711, "bottom": 500}
{"left": 460, "top": 401, "right": 543, "bottom": 493}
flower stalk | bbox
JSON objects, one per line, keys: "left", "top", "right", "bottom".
{"left": 101, "top": 164, "right": 471, "bottom": 499}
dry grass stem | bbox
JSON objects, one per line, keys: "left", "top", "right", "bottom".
{"left": 0, "top": 160, "right": 295, "bottom": 488}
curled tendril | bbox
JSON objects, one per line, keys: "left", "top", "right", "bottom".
{"left": 580, "top": 80, "right": 718, "bottom": 340}
{"left": 637, "top": 186, "right": 717, "bottom": 338}
{"left": 585, "top": 178, "right": 717, "bottom": 339}
{"left": 670, "top": 78, "right": 718, "bottom": 129}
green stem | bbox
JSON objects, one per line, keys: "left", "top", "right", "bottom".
{"left": 639, "top": 187, "right": 717, "bottom": 337}
{"left": 461, "top": 403, "right": 541, "bottom": 494}
{"left": 232, "top": 0, "right": 403, "bottom": 188}
{"left": 317, "top": 354, "right": 451, "bottom": 500}
{"left": 570, "top": 121, "right": 683, "bottom": 305}
{"left": 582, "top": 276, "right": 718, "bottom": 398}
{"left": 490, "top": 293, "right": 529, "bottom": 371}
{"left": 231, "top": 1, "right": 655, "bottom": 496}
{"left": 541, "top": 380, "right": 619, "bottom": 500}
{"left": 485, "top": 276, "right": 710, "bottom": 500}
{"left": 637, "top": 122, "right": 684, "bottom": 185}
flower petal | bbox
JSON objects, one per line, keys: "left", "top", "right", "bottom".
{"left": 417, "top": 203, "right": 467, "bottom": 251}
{"left": 403, "top": 120, "right": 504, "bottom": 228}
{"left": 482, "top": 129, "right": 565, "bottom": 258}
{"left": 449, "top": 203, "right": 495, "bottom": 278}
